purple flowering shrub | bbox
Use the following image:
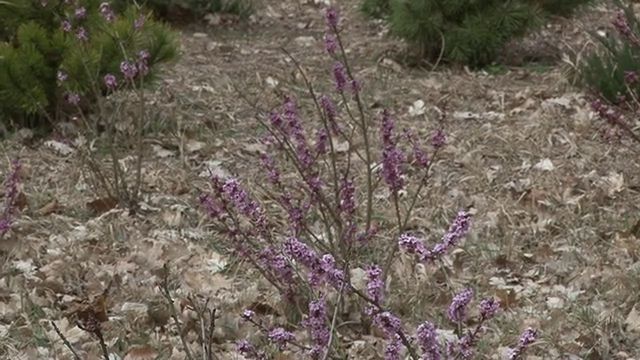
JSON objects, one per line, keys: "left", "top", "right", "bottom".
{"left": 0, "top": 160, "right": 21, "bottom": 239}
{"left": 0, "top": 0, "right": 177, "bottom": 126}
{"left": 200, "top": 6, "right": 538, "bottom": 360}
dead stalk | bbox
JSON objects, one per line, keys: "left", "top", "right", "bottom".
{"left": 50, "top": 321, "right": 82, "bottom": 360}
{"left": 159, "top": 264, "right": 196, "bottom": 360}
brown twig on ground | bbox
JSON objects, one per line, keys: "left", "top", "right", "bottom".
{"left": 188, "top": 295, "right": 218, "bottom": 360}
{"left": 76, "top": 315, "right": 110, "bottom": 360}
{"left": 50, "top": 321, "right": 82, "bottom": 360}
{"left": 159, "top": 263, "right": 196, "bottom": 360}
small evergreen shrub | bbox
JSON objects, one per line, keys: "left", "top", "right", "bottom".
{"left": 365, "top": 0, "right": 593, "bottom": 67}
{"left": 580, "top": 1, "right": 640, "bottom": 104}
{"left": 361, "top": 0, "right": 390, "bottom": 19}
{"left": 0, "top": 0, "right": 177, "bottom": 128}
{"left": 111, "top": 0, "right": 253, "bottom": 22}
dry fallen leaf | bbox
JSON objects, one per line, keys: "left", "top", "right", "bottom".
{"left": 36, "top": 199, "right": 62, "bottom": 216}
{"left": 86, "top": 197, "right": 118, "bottom": 215}
{"left": 44, "top": 140, "right": 74, "bottom": 156}
{"left": 123, "top": 345, "right": 158, "bottom": 360}
{"left": 495, "top": 288, "right": 519, "bottom": 310}
{"left": 626, "top": 305, "right": 640, "bottom": 333}
{"left": 604, "top": 171, "right": 624, "bottom": 196}
{"left": 533, "top": 158, "right": 555, "bottom": 171}
{"left": 408, "top": 100, "right": 426, "bottom": 116}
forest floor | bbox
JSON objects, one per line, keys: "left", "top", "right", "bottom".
{"left": 2, "top": 0, "right": 640, "bottom": 359}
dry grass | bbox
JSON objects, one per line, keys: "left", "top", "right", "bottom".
{"left": 1, "top": 0, "right": 639, "bottom": 359}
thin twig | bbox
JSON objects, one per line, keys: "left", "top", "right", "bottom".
{"left": 321, "top": 286, "right": 344, "bottom": 360}
{"left": 160, "top": 264, "right": 196, "bottom": 360}
{"left": 50, "top": 321, "right": 82, "bottom": 360}
{"left": 94, "top": 328, "right": 110, "bottom": 360}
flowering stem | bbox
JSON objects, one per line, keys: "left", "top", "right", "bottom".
{"left": 381, "top": 191, "right": 403, "bottom": 278}
{"left": 282, "top": 49, "right": 343, "bottom": 229}
{"left": 332, "top": 25, "right": 374, "bottom": 232}
{"left": 256, "top": 115, "right": 342, "bottom": 228}
{"left": 345, "top": 284, "right": 420, "bottom": 360}
{"left": 402, "top": 151, "right": 438, "bottom": 230}
{"left": 453, "top": 318, "right": 487, "bottom": 360}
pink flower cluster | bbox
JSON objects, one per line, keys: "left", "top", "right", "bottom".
{"left": 399, "top": 210, "right": 472, "bottom": 262}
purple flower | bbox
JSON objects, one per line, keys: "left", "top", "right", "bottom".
{"left": 380, "top": 110, "right": 405, "bottom": 193}
{"left": 324, "top": 7, "right": 339, "bottom": 29}
{"left": 284, "top": 238, "right": 344, "bottom": 290}
{"left": 286, "top": 201, "right": 308, "bottom": 235}
{"left": 137, "top": 50, "right": 150, "bottom": 76}
{"left": 241, "top": 309, "right": 255, "bottom": 321}
{"left": 365, "top": 265, "right": 384, "bottom": 306}
{"left": 137, "top": 60, "right": 149, "bottom": 76}
{"left": 431, "top": 129, "right": 446, "bottom": 149}
{"left": 508, "top": 328, "right": 537, "bottom": 360}
{"left": 75, "top": 27, "right": 88, "bottom": 41}
{"left": 104, "top": 74, "right": 117, "bottom": 90}
{"left": 280, "top": 97, "right": 313, "bottom": 169}
{"left": 303, "top": 298, "right": 329, "bottom": 359}
{"left": 284, "top": 237, "right": 318, "bottom": 267}
{"left": 384, "top": 336, "right": 402, "bottom": 360}
{"left": 625, "top": 70, "right": 638, "bottom": 85}
{"left": 75, "top": 7, "right": 86, "bottom": 19}
{"left": 591, "top": 99, "right": 623, "bottom": 125}
{"left": 134, "top": 14, "right": 146, "bottom": 30}
{"left": 324, "top": 34, "right": 338, "bottom": 55}
{"left": 120, "top": 60, "right": 138, "bottom": 80}
{"left": 350, "top": 78, "right": 361, "bottom": 95}
{"left": 447, "top": 288, "right": 474, "bottom": 323}
{"left": 398, "top": 233, "right": 427, "bottom": 257}
{"left": 319, "top": 254, "right": 346, "bottom": 289}
{"left": 457, "top": 335, "right": 474, "bottom": 359}
{"left": 416, "top": 321, "right": 441, "bottom": 360}
{"left": 307, "top": 175, "right": 323, "bottom": 195}
{"left": 99, "top": 2, "right": 115, "bottom": 22}
{"left": 613, "top": 11, "right": 632, "bottom": 38}
{"left": 267, "top": 327, "right": 295, "bottom": 349}
{"left": 270, "top": 111, "right": 284, "bottom": 129}
{"left": 409, "top": 138, "right": 429, "bottom": 168}
{"left": 333, "top": 62, "right": 348, "bottom": 92}
{"left": 357, "top": 226, "right": 379, "bottom": 243}
{"left": 258, "top": 247, "right": 293, "bottom": 283}
{"left": 61, "top": 20, "right": 72, "bottom": 32}
{"left": 400, "top": 210, "right": 471, "bottom": 263}
{"left": 0, "top": 160, "right": 21, "bottom": 238}
{"left": 373, "top": 311, "right": 402, "bottom": 338}
{"left": 382, "top": 147, "right": 405, "bottom": 192}
{"left": 57, "top": 70, "right": 68, "bottom": 83}
{"left": 479, "top": 298, "right": 500, "bottom": 320}
{"left": 223, "top": 179, "right": 262, "bottom": 219}
{"left": 319, "top": 95, "right": 339, "bottom": 134}
{"left": 315, "top": 128, "right": 328, "bottom": 155}
{"left": 65, "top": 92, "right": 81, "bottom": 105}
{"left": 236, "top": 339, "right": 254, "bottom": 353}
{"left": 199, "top": 193, "right": 222, "bottom": 219}
{"left": 138, "top": 50, "right": 150, "bottom": 62}
{"left": 260, "top": 154, "right": 281, "bottom": 185}
{"left": 338, "top": 178, "right": 355, "bottom": 217}
{"left": 445, "top": 210, "right": 472, "bottom": 239}
{"left": 236, "top": 339, "right": 264, "bottom": 359}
